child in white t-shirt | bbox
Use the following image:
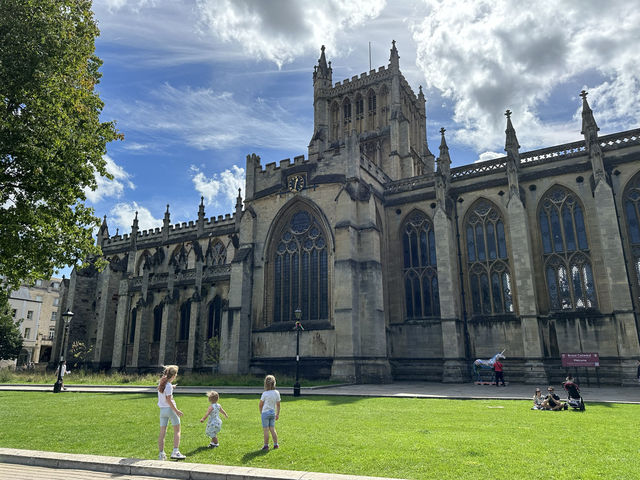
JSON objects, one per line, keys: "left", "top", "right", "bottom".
{"left": 157, "top": 365, "right": 185, "bottom": 460}
{"left": 259, "top": 374, "right": 281, "bottom": 450}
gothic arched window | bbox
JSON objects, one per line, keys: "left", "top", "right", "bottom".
{"left": 207, "top": 241, "right": 226, "bottom": 266}
{"left": 273, "top": 210, "right": 328, "bottom": 322}
{"left": 539, "top": 186, "right": 596, "bottom": 310}
{"left": 152, "top": 304, "right": 162, "bottom": 342}
{"left": 402, "top": 211, "right": 439, "bottom": 318}
{"left": 355, "top": 94, "right": 364, "bottom": 133}
{"left": 207, "top": 296, "right": 222, "bottom": 339}
{"left": 465, "top": 200, "right": 513, "bottom": 315}
{"left": 342, "top": 98, "right": 352, "bottom": 135}
{"left": 623, "top": 173, "right": 640, "bottom": 300}
{"left": 367, "top": 89, "right": 377, "bottom": 130}
{"left": 330, "top": 102, "right": 339, "bottom": 142}
{"left": 128, "top": 308, "right": 137, "bottom": 344}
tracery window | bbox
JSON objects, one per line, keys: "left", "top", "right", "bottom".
{"left": 343, "top": 99, "right": 352, "bottom": 134}
{"left": 624, "top": 174, "right": 640, "bottom": 299}
{"left": 273, "top": 210, "right": 328, "bottom": 322}
{"left": 367, "top": 90, "right": 377, "bottom": 130}
{"left": 539, "top": 186, "right": 596, "bottom": 310}
{"left": 402, "top": 212, "right": 439, "bottom": 318}
{"left": 207, "top": 241, "right": 226, "bottom": 266}
{"left": 207, "top": 296, "right": 222, "bottom": 339}
{"left": 465, "top": 200, "right": 513, "bottom": 315}
{"left": 330, "top": 102, "right": 339, "bottom": 142}
{"left": 128, "top": 308, "right": 137, "bottom": 344}
{"left": 152, "top": 305, "right": 162, "bottom": 342}
{"left": 355, "top": 95, "right": 364, "bottom": 133}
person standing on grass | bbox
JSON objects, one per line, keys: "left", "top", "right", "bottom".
{"left": 200, "top": 390, "right": 229, "bottom": 448}
{"left": 157, "top": 365, "right": 186, "bottom": 460}
{"left": 259, "top": 374, "right": 281, "bottom": 451}
{"left": 493, "top": 357, "right": 505, "bottom": 386}
{"left": 55, "top": 360, "right": 70, "bottom": 391}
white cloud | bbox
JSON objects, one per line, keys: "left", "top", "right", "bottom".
{"left": 191, "top": 164, "right": 245, "bottom": 210}
{"left": 84, "top": 155, "right": 135, "bottom": 203}
{"left": 410, "top": 0, "right": 640, "bottom": 152}
{"left": 109, "top": 202, "right": 162, "bottom": 233}
{"left": 196, "top": 0, "right": 387, "bottom": 67}
{"left": 476, "top": 151, "right": 504, "bottom": 163}
{"left": 113, "top": 83, "right": 311, "bottom": 151}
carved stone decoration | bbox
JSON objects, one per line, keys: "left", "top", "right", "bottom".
{"left": 345, "top": 179, "right": 372, "bottom": 202}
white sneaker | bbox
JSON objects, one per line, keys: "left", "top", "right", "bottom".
{"left": 170, "top": 450, "right": 186, "bottom": 460}
{"left": 158, "top": 452, "right": 167, "bottom": 461}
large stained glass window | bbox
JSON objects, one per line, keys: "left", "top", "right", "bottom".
{"left": 402, "top": 211, "right": 439, "bottom": 318}
{"left": 539, "top": 186, "right": 596, "bottom": 310}
{"left": 465, "top": 200, "right": 513, "bottom": 315}
{"left": 178, "top": 300, "right": 191, "bottom": 341}
{"left": 623, "top": 174, "right": 640, "bottom": 302}
{"left": 207, "top": 296, "right": 222, "bottom": 339}
{"left": 273, "top": 210, "right": 328, "bottom": 322}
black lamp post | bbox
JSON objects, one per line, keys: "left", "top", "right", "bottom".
{"left": 53, "top": 309, "right": 73, "bottom": 393}
{"left": 293, "top": 307, "right": 303, "bottom": 397}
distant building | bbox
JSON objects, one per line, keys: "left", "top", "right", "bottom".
{"left": 4, "top": 278, "right": 61, "bottom": 368}
{"left": 55, "top": 42, "right": 640, "bottom": 384}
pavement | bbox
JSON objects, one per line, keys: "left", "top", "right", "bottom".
{"left": 0, "top": 381, "right": 638, "bottom": 480}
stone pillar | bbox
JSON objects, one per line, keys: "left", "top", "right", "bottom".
{"left": 507, "top": 195, "right": 547, "bottom": 384}
{"left": 433, "top": 206, "right": 467, "bottom": 382}
{"left": 158, "top": 297, "right": 178, "bottom": 367}
{"left": 186, "top": 298, "right": 201, "bottom": 371}
{"left": 110, "top": 279, "right": 130, "bottom": 370}
{"left": 330, "top": 189, "right": 391, "bottom": 383}
{"left": 219, "top": 247, "right": 253, "bottom": 375}
{"left": 132, "top": 299, "right": 152, "bottom": 370}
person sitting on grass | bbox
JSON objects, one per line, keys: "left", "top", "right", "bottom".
{"left": 541, "top": 386, "right": 566, "bottom": 410}
{"left": 531, "top": 388, "right": 544, "bottom": 410}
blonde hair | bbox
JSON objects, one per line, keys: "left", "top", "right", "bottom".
{"left": 206, "top": 390, "right": 219, "bottom": 403}
{"left": 158, "top": 365, "right": 179, "bottom": 393}
{"left": 264, "top": 374, "right": 276, "bottom": 390}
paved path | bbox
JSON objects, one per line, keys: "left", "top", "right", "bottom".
{"left": 1, "top": 381, "right": 638, "bottom": 403}
{"left": 0, "top": 462, "right": 180, "bottom": 480}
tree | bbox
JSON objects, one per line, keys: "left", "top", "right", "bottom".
{"left": 0, "top": 0, "right": 122, "bottom": 288}
{"left": 0, "top": 290, "right": 23, "bottom": 361}
{"left": 205, "top": 336, "right": 221, "bottom": 370}
{"left": 69, "top": 340, "right": 93, "bottom": 369}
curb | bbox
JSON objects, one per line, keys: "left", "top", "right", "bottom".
{"left": 0, "top": 448, "right": 404, "bottom": 480}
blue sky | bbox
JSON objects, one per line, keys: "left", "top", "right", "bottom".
{"left": 81, "top": 0, "right": 640, "bottom": 243}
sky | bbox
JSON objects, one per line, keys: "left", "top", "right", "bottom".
{"left": 81, "top": 0, "right": 640, "bottom": 244}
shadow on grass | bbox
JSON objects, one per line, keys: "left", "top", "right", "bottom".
{"left": 185, "top": 445, "right": 211, "bottom": 456}
{"left": 241, "top": 448, "right": 270, "bottom": 463}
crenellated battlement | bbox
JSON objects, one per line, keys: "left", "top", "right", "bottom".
{"left": 331, "top": 65, "right": 391, "bottom": 94}
{"left": 256, "top": 153, "right": 309, "bottom": 174}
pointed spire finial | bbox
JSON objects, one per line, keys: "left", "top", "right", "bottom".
{"left": 389, "top": 39, "right": 400, "bottom": 69}
{"left": 440, "top": 127, "right": 446, "bottom": 136}
{"left": 580, "top": 90, "right": 588, "bottom": 100}
{"left": 505, "top": 109, "right": 512, "bottom": 119}
{"left": 200, "top": 196, "right": 204, "bottom": 206}
{"left": 580, "top": 89, "right": 599, "bottom": 136}
{"left": 115, "top": 228, "right": 119, "bottom": 236}
{"left": 504, "top": 109, "right": 520, "bottom": 151}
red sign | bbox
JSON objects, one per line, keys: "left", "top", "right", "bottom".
{"left": 561, "top": 353, "right": 600, "bottom": 367}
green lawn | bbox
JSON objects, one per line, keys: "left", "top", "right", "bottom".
{"left": 0, "top": 392, "right": 637, "bottom": 480}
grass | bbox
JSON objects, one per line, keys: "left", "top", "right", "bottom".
{"left": 0, "top": 392, "right": 638, "bottom": 479}
{"left": 0, "top": 369, "right": 339, "bottom": 387}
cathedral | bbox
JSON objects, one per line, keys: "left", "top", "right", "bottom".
{"left": 53, "top": 42, "right": 640, "bottom": 384}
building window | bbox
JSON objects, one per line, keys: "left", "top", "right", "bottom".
{"left": 27, "top": 310, "right": 33, "bottom": 320}
{"left": 51, "top": 312, "right": 57, "bottom": 322}
{"left": 35, "top": 295, "right": 43, "bottom": 302}
{"left": 35, "top": 280, "right": 43, "bottom": 287}
{"left": 128, "top": 308, "right": 137, "bottom": 344}
{"left": 49, "top": 327, "right": 55, "bottom": 339}
{"left": 179, "top": 301, "right": 191, "bottom": 341}
{"left": 330, "top": 102, "right": 339, "bottom": 142}
{"left": 52, "top": 282, "right": 60, "bottom": 289}
{"left": 53, "top": 298, "right": 59, "bottom": 306}
{"left": 273, "top": 209, "right": 328, "bottom": 322}
{"left": 539, "top": 186, "right": 596, "bottom": 310}
{"left": 367, "top": 90, "right": 377, "bottom": 130}
{"left": 153, "top": 305, "right": 163, "bottom": 342}
{"left": 24, "top": 328, "right": 31, "bottom": 339}
{"left": 623, "top": 173, "right": 640, "bottom": 304}
{"left": 343, "top": 98, "right": 352, "bottom": 135}
{"left": 208, "top": 296, "right": 222, "bottom": 339}
{"left": 465, "top": 200, "right": 513, "bottom": 315}
{"left": 206, "top": 241, "right": 226, "bottom": 266}
{"left": 402, "top": 211, "right": 439, "bottom": 318}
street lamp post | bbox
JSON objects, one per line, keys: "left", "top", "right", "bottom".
{"left": 53, "top": 309, "right": 74, "bottom": 393}
{"left": 293, "top": 307, "right": 303, "bottom": 397}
